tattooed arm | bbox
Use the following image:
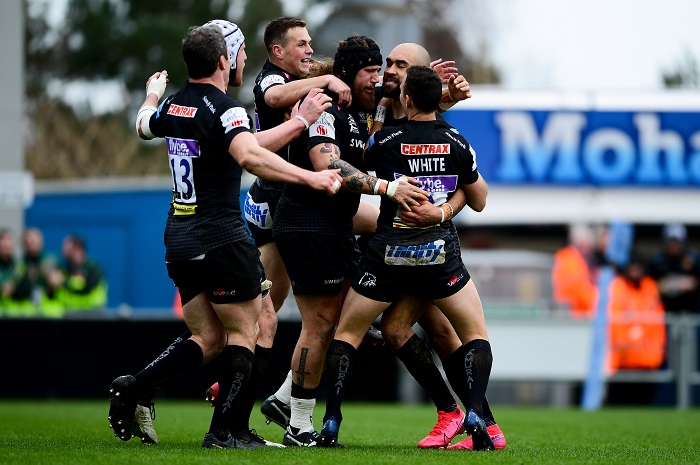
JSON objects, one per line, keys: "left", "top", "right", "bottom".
{"left": 308, "top": 142, "right": 428, "bottom": 210}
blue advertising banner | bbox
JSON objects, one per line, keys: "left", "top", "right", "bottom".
{"left": 443, "top": 109, "right": 700, "bottom": 187}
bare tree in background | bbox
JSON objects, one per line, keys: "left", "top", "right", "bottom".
{"left": 407, "top": 0, "right": 500, "bottom": 84}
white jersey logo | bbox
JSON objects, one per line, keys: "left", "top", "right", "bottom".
{"left": 260, "top": 74, "right": 285, "bottom": 92}
{"left": 220, "top": 107, "right": 249, "bottom": 133}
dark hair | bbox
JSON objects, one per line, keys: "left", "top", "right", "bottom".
{"left": 264, "top": 17, "right": 307, "bottom": 53}
{"left": 404, "top": 65, "right": 442, "bottom": 113}
{"left": 182, "top": 25, "right": 228, "bottom": 79}
{"left": 65, "top": 234, "right": 86, "bottom": 251}
{"left": 333, "top": 35, "right": 382, "bottom": 84}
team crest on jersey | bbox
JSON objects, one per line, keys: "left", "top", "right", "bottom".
{"left": 366, "top": 114, "right": 374, "bottom": 132}
{"left": 220, "top": 107, "right": 250, "bottom": 133}
{"left": 260, "top": 74, "right": 285, "bottom": 92}
{"left": 310, "top": 112, "right": 336, "bottom": 139}
{"left": 167, "top": 104, "right": 197, "bottom": 118}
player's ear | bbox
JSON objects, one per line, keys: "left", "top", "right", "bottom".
{"left": 218, "top": 55, "right": 228, "bottom": 71}
{"left": 272, "top": 44, "right": 284, "bottom": 60}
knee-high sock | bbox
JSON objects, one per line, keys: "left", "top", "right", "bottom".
{"left": 228, "top": 345, "right": 272, "bottom": 433}
{"left": 323, "top": 339, "right": 357, "bottom": 424}
{"left": 443, "top": 348, "right": 497, "bottom": 424}
{"left": 134, "top": 336, "right": 202, "bottom": 400}
{"left": 442, "top": 339, "right": 492, "bottom": 416}
{"left": 208, "top": 345, "right": 254, "bottom": 440}
{"left": 395, "top": 334, "right": 457, "bottom": 412}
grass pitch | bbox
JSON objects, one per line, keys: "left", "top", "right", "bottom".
{"left": 1, "top": 400, "right": 698, "bottom": 465}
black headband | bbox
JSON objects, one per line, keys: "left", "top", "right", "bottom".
{"left": 333, "top": 35, "right": 382, "bottom": 85}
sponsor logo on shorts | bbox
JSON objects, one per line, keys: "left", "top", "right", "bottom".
{"left": 167, "top": 104, "right": 198, "bottom": 118}
{"left": 213, "top": 288, "right": 237, "bottom": 297}
{"left": 243, "top": 193, "right": 272, "bottom": 229}
{"left": 324, "top": 278, "right": 344, "bottom": 285}
{"left": 358, "top": 272, "right": 377, "bottom": 287}
{"left": 447, "top": 274, "right": 464, "bottom": 287}
{"left": 384, "top": 240, "right": 446, "bottom": 266}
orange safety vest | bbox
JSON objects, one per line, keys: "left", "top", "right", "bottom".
{"left": 607, "top": 275, "right": 666, "bottom": 372}
{"left": 552, "top": 245, "right": 598, "bottom": 318}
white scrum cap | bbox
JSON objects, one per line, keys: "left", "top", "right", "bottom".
{"left": 203, "top": 19, "right": 245, "bottom": 71}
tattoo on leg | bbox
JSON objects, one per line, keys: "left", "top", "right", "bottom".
{"left": 295, "top": 348, "right": 312, "bottom": 388}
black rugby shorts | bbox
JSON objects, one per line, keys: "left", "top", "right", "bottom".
{"left": 352, "top": 236, "right": 470, "bottom": 302}
{"left": 167, "top": 240, "right": 264, "bottom": 305}
{"left": 276, "top": 232, "right": 360, "bottom": 295}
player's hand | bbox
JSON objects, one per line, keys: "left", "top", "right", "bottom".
{"left": 308, "top": 168, "right": 343, "bottom": 195}
{"left": 294, "top": 88, "right": 333, "bottom": 126}
{"left": 430, "top": 58, "right": 458, "bottom": 84}
{"left": 447, "top": 74, "right": 471, "bottom": 102}
{"left": 327, "top": 76, "right": 352, "bottom": 106}
{"left": 146, "top": 70, "right": 168, "bottom": 99}
{"left": 387, "top": 176, "right": 429, "bottom": 211}
{"left": 398, "top": 199, "right": 443, "bottom": 227}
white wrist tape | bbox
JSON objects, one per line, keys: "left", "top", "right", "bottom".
{"left": 386, "top": 176, "right": 407, "bottom": 198}
{"left": 373, "top": 178, "right": 388, "bottom": 195}
{"left": 146, "top": 74, "right": 167, "bottom": 99}
{"left": 440, "top": 207, "right": 445, "bottom": 223}
{"left": 294, "top": 114, "right": 310, "bottom": 130}
{"left": 136, "top": 105, "right": 157, "bottom": 139}
{"left": 374, "top": 105, "right": 387, "bottom": 123}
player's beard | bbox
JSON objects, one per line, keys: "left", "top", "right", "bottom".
{"left": 354, "top": 89, "right": 376, "bottom": 111}
{"left": 381, "top": 78, "right": 400, "bottom": 98}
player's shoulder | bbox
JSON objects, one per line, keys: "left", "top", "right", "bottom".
{"left": 255, "top": 61, "right": 294, "bottom": 91}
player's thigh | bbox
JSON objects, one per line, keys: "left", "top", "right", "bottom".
{"left": 336, "top": 288, "right": 390, "bottom": 348}
{"left": 182, "top": 292, "right": 227, "bottom": 358}
{"left": 259, "top": 242, "right": 291, "bottom": 309}
{"left": 419, "top": 305, "right": 462, "bottom": 358}
{"left": 352, "top": 198, "right": 380, "bottom": 235}
{"left": 433, "top": 279, "right": 489, "bottom": 343}
{"left": 212, "top": 296, "right": 262, "bottom": 350}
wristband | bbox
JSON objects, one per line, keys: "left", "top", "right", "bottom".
{"left": 294, "top": 114, "right": 310, "bottom": 130}
{"left": 443, "top": 202, "right": 454, "bottom": 220}
{"left": 374, "top": 105, "right": 387, "bottom": 123}
{"left": 440, "top": 207, "right": 445, "bottom": 223}
{"left": 373, "top": 178, "right": 388, "bottom": 195}
{"left": 146, "top": 74, "right": 167, "bottom": 100}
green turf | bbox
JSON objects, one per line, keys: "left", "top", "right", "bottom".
{"left": 0, "top": 400, "right": 698, "bottom": 465}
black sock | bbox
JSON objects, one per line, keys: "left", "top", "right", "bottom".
{"left": 229, "top": 345, "right": 272, "bottom": 434}
{"left": 323, "top": 339, "right": 357, "bottom": 424}
{"left": 442, "top": 339, "right": 492, "bottom": 416}
{"left": 394, "top": 334, "right": 457, "bottom": 413}
{"left": 481, "top": 397, "right": 496, "bottom": 426}
{"left": 134, "top": 336, "right": 202, "bottom": 399}
{"left": 208, "top": 345, "right": 254, "bottom": 440}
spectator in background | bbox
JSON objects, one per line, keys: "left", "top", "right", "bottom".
{"left": 606, "top": 254, "right": 667, "bottom": 404}
{"left": 59, "top": 234, "right": 107, "bottom": 316}
{"left": 5, "top": 228, "right": 63, "bottom": 318}
{"left": 0, "top": 229, "right": 18, "bottom": 315}
{"left": 648, "top": 223, "right": 700, "bottom": 314}
{"left": 552, "top": 223, "right": 599, "bottom": 318}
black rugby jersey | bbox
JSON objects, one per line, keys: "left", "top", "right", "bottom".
{"left": 252, "top": 60, "right": 301, "bottom": 193}
{"left": 365, "top": 118, "right": 479, "bottom": 244}
{"left": 149, "top": 81, "right": 252, "bottom": 261}
{"left": 274, "top": 92, "right": 373, "bottom": 235}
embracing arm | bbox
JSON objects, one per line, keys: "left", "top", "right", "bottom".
{"left": 231, "top": 132, "right": 341, "bottom": 194}
{"left": 255, "top": 88, "right": 332, "bottom": 152}
{"left": 265, "top": 75, "right": 352, "bottom": 108}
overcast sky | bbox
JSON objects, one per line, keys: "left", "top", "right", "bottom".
{"left": 468, "top": 0, "right": 700, "bottom": 91}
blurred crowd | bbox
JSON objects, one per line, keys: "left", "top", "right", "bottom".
{"left": 0, "top": 228, "right": 107, "bottom": 318}
{"left": 552, "top": 222, "right": 700, "bottom": 375}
